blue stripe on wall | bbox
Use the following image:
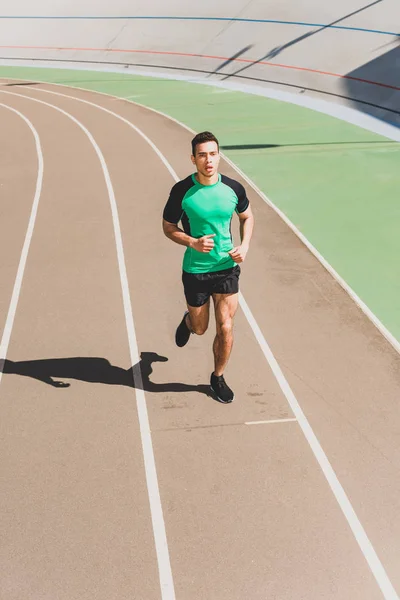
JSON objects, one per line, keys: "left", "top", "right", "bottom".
{"left": 0, "top": 15, "right": 398, "bottom": 37}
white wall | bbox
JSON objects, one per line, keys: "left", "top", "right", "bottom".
{"left": 1, "top": 0, "right": 399, "bottom": 123}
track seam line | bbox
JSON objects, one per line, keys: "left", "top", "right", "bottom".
{"left": 0, "top": 89, "right": 176, "bottom": 600}
{"left": 154, "top": 419, "right": 296, "bottom": 433}
{"left": 0, "top": 101, "right": 43, "bottom": 385}
{"left": 15, "top": 86, "right": 400, "bottom": 599}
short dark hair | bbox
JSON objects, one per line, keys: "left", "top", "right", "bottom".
{"left": 191, "top": 131, "right": 219, "bottom": 156}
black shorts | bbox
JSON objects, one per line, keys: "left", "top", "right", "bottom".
{"left": 182, "top": 265, "right": 241, "bottom": 307}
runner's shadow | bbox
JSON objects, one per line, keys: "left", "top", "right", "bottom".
{"left": 0, "top": 353, "right": 212, "bottom": 397}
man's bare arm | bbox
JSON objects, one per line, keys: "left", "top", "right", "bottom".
{"left": 162, "top": 219, "right": 215, "bottom": 253}
{"left": 228, "top": 206, "right": 254, "bottom": 263}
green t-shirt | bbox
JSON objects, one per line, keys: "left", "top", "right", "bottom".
{"left": 163, "top": 173, "right": 249, "bottom": 273}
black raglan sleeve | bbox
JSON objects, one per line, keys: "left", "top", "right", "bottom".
{"left": 221, "top": 174, "right": 250, "bottom": 213}
{"left": 163, "top": 184, "right": 183, "bottom": 224}
{"left": 163, "top": 176, "right": 194, "bottom": 224}
{"left": 235, "top": 182, "right": 250, "bottom": 213}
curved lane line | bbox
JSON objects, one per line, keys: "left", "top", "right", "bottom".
{"left": 0, "top": 102, "right": 43, "bottom": 385}
{"left": 1, "top": 46, "right": 398, "bottom": 91}
{"left": 129, "top": 100, "right": 400, "bottom": 351}
{"left": 0, "top": 89, "right": 176, "bottom": 600}
{"left": 96, "top": 89, "right": 400, "bottom": 353}
{"left": 0, "top": 15, "right": 398, "bottom": 37}
{"left": 27, "top": 85, "right": 399, "bottom": 600}
{"left": 3, "top": 77, "right": 399, "bottom": 338}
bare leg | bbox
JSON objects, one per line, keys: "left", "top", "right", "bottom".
{"left": 186, "top": 300, "right": 210, "bottom": 335}
{"left": 212, "top": 293, "right": 239, "bottom": 376}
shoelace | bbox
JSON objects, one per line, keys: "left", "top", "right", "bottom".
{"left": 214, "top": 376, "right": 226, "bottom": 388}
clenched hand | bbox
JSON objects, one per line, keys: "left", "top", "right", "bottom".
{"left": 228, "top": 244, "right": 249, "bottom": 263}
{"left": 192, "top": 234, "right": 216, "bottom": 253}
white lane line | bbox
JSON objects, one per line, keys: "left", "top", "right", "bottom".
{"left": 0, "top": 90, "right": 176, "bottom": 600}
{"left": 239, "top": 292, "right": 399, "bottom": 600}
{"left": 245, "top": 418, "right": 297, "bottom": 425}
{"left": 22, "top": 87, "right": 399, "bottom": 600}
{"left": 222, "top": 156, "right": 400, "bottom": 357}
{"left": 34, "top": 88, "right": 180, "bottom": 181}
{"left": 128, "top": 99, "right": 400, "bottom": 356}
{"left": 0, "top": 102, "right": 43, "bottom": 386}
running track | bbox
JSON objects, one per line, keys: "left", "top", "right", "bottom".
{"left": 1, "top": 81, "right": 400, "bottom": 600}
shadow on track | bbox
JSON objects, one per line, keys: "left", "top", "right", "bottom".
{"left": 0, "top": 353, "right": 212, "bottom": 397}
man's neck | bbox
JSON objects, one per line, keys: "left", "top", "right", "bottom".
{"left": 196, "top": 171, "right": 219, "bottom": 186}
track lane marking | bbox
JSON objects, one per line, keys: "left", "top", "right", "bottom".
{"left": 0, "top": 89, "right": 176, "bottom": 600}
{"left": 15, "top": 86, "right": 400, "bottom": 599}
{"left": 0, "top": 102, "right": 43, "bottom": 385}
{"left": 245, "top": 418, "right": 297, "bottom": 425}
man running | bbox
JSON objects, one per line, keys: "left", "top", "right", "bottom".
{"left": 162, "top": 131, "right": 254, "bottom": 403}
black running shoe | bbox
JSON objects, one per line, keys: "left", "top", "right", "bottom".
{"left": 175, "top": 311, "right": 191, "bottom": 347}
{"left": 210, "top": 373, "right": 234, "bottom": 403}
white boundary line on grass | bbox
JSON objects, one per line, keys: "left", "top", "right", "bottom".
{"left": 0, "top": 101, "right": 43, "bottom": 384}
{"left": 23, "top": 85, "right": 399, "bottom": 600}
{"left": 0, "top": 89, "right": 176, "bottom": 600}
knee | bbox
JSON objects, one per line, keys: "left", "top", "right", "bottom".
{"left": 192, "top": 323, "right": 208, "bottom": 335}
{"left": 217, "top": 319, "right": 233, "bottom": 338}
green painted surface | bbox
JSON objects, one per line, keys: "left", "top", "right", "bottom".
{"left": 1, "top": 66, "right": 399, "bottom": 343}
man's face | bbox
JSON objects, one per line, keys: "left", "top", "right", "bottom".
{"left": 191, "top": 141, "right": 220, "bottom": 179}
